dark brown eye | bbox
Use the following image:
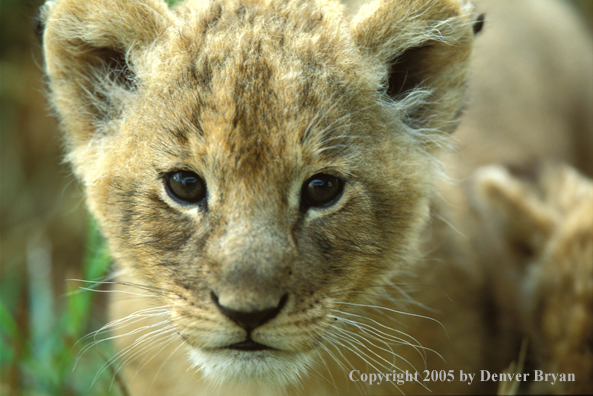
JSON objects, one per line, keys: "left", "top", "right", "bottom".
{"left": 302, "top": 173, "right": 344, "bottom": 208}
{"left": 165, "top": 171, "right": 206, "bottom": 204}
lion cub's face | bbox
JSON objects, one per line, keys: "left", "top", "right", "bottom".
{"left": 41, "top": 0, "right": 475, "bottom": 385}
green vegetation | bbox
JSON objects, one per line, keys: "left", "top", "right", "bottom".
{"left": 0, "top": 219, "right": 123, "bottom": 396}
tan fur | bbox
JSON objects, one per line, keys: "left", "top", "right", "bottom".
{"left": 474, "top": 164, "right": 593, "bottom": 394}
{"left": 40, "top": 0, "right": 592, "bottom": 394}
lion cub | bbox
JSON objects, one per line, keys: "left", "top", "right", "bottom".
{"left": 40, "top": 0, "right": 592, "bottom": 394}
{"left": 475, "top": 164, "right": 593, "bottom": 394}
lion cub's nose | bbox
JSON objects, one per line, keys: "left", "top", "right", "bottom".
{"left": 211, "top": 292, "right": 288, "bottom": 332}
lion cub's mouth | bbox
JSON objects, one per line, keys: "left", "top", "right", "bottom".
{"left": 226, "top": 338, "right": 277, "bottom": 352}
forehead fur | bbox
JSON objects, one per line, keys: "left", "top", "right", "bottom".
{"left": 147, "top": 0, "right": 375, "bottom": 173}
{"left": 136, "top": 0, "right": 374, "bottom": 103}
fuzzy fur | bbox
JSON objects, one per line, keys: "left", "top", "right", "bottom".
{"left": 41, "top": 0, "right": 593, "bottom": 394}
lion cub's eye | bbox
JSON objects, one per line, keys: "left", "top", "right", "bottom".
{"left": 301, "top": 173, "right": 344, "bottom": 208}
{"left": 164, "top": 171, "right": 206, "bottom": 205}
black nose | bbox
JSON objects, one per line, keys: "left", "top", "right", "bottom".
{"left": 211, "top": 292, "right": 288, "bottom": 332}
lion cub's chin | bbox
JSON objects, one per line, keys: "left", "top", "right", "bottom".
{"left": 187, "top": 347, "right": 315, "bottom": 387}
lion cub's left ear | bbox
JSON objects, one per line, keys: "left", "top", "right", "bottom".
{"left": 350, "top": 0, "right": 476, "bottom": 134}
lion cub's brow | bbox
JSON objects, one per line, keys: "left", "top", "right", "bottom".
{"left": 157, "top": 65, "right": 366, "bottom": 179}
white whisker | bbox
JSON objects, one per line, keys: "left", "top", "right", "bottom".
{"left": 334, "top": 301, "right": 448, "bottom": 338}
{"left": 92, "top": 323, "right": 175, "bottom": 387}
{"left": 331, "top": 309, "right": 438, "bottom": 361}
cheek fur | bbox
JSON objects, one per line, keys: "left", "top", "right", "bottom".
{"left": 103, "top": 177, "right": 204, "bottom": 270}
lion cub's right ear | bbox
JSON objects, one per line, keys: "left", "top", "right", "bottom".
{"left": 41, "top": 0, "right": 172, "bottom": 146}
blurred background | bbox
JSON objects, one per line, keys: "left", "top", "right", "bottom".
{"left": 1, "top": 0, "right": 117, "bottom": 393}
{"left": 0, "top": 0, "right": 591, "bottom": 395}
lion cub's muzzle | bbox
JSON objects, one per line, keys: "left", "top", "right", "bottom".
{"left": 205, "top": 218, "right": 296, "bottom": 349}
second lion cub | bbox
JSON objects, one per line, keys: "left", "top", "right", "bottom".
{"left": 475, "top": 163, "right": 593, "bottom": 395}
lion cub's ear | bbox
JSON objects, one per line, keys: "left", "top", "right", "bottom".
{"left": 41, "top": 0, "right": 172, "bottom": 146}
{"left": 474, "top": 165, "right": 557, "bottom": 261}
{"left": 350, "top": 0, "right": 475, "bottom": 134}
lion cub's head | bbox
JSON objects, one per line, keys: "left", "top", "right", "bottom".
{"left": 475, "top": 163, "right": 593, "bottom": 394}
{"left": 41, "top": 0, "right": 476, "bottom": 386}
